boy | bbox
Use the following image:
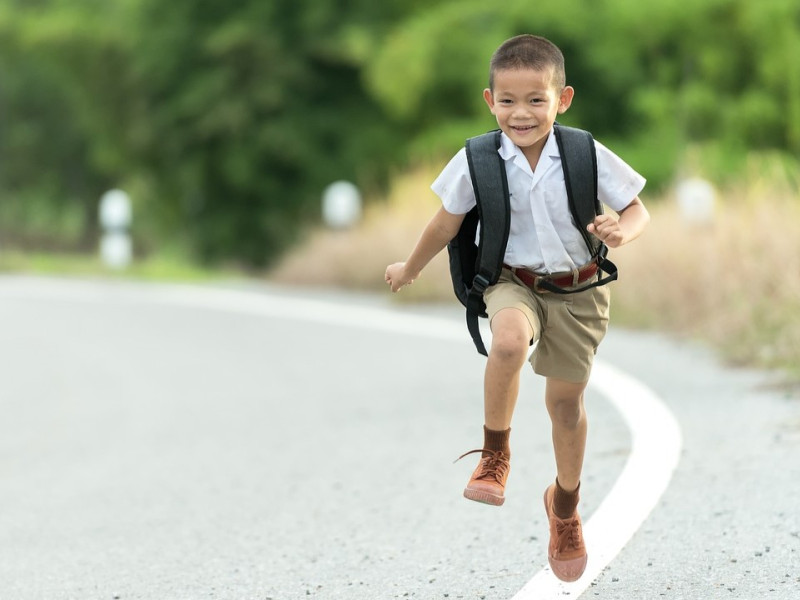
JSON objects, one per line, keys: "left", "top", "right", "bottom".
{"left": 384, "top": 34, "right": 649, "bottom": 582}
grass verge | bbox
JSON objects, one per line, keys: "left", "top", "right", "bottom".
{"left": 0, "top": 250, "right": 234, "bottom": 282}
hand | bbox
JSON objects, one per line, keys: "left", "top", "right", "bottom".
{"left": 385, "top": 262, "right": 416, "bottom": 293}
{"left": 587, "top": 215, "right": 625, "bottom": 248}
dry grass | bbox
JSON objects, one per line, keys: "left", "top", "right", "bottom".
{"left": 612, "top": 191, "right": 800, "bottom": 374}
{"left": 268, "top": 163, "right": 455, "bottom": 303}
{"left": 269, "top": 163, "right": 800, "bottom": 377}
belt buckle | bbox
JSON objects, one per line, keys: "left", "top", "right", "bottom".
{"left": 532, "top": 273, "right": 547, "bottom": 293}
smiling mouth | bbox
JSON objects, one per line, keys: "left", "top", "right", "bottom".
{"left": 511, "top": 125, "right": 535, "bottom": 132}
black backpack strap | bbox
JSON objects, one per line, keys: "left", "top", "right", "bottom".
{"left": 463, "top": 130, "right": 510, "bottom": 356}
{"left": 541, "top": 124, "right": 618, "bottom": 294}
{"left": 553, "top": 124, "right": 600, "bottom": 248}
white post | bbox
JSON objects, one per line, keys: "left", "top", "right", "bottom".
{"left": 322, "top": 181, "right": 362, "bottom": 230}
{"left": 676, "top": 177, "right": 715, "bottom": 226}
{"left": 99, "top": 189, "right": 133, "bottom": 269}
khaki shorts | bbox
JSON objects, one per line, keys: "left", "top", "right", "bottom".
{"left": 483, "top": 268, "right": 611, "bottom": 383}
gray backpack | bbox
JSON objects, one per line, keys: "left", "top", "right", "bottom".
{"left": 447, "top": 123, "right": 618, "bottom": 356}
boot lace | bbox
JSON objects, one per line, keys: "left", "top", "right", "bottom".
{"left": 554, "top": 516, "right": 583, "bottom": 552}
{"left": 455, "top": 448, "right": 510, "bottom": 484}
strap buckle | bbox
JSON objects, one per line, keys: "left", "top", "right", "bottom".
{"left": 595, "top": 242, "right": 609, "bottom": 264}
{"left": 470, "top": 274, "right": 491, "bottom": 294}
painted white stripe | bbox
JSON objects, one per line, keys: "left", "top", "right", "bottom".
{"left": 0, "top": 277, "right": 682, "bottom": 597}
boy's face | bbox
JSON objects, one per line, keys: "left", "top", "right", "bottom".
{"left": 483, "top": 68, "right": 573, "bottom": 157}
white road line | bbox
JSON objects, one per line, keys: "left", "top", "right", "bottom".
{"left": 0, "top": 277, "right": 682, "bottom": 597}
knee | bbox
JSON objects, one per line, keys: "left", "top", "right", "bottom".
{"left": 547, "top": 396, "right": 585, "bottom": 429}
{"left": 489, "top": 328, "right": 530, "bottom": 365}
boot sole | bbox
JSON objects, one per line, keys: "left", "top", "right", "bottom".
{"left": 463, "top": 487, "right": 505, "bottom": 506}
{"left": 547, "top": 555, "right": 587, "bottom": 582}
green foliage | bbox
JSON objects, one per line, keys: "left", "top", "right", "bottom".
{"left": 119, "top": 0, "right": 415, "bottom": 265}
{"left": 0, "top": 0, "right": 798, "bottom": 267}
{"left": 0, "top": 0, "right": 421, "bottom": 265}
{"left": 364, "top": 0, "right": 800, "bottom": 189}
{"left": 0, "top": 0, "right": 139, "bottom": 249}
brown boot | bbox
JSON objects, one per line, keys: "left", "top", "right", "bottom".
{"left": 543, "top": 483, "right": 588, "bottom": 581}
{"left": 458, "top": 448, "right": 510, "bottom": 506}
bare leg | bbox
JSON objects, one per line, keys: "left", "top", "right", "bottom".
{"left": 484, "top": 308, "right": 533, "bottom": 430}
{"left": 462, "top": 308, "right": 532, "bottom": 506}
{"left": 545, "top": 377, "right": 589, "bottom": 492}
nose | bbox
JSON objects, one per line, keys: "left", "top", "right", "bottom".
{"left": 511, "top": 104, "right": 533, "bottom": 119}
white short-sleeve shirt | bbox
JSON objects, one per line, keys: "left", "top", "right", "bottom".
{"left": 431, "top": 129, "right": 646, "bottom": 273}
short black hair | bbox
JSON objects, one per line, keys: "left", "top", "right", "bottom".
{"left": 489, "top": 34, "right": 566, "bottom": 91}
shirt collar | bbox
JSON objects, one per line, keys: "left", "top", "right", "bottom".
{"left": 498, "top": 128, "right": 560, "bottom": 176}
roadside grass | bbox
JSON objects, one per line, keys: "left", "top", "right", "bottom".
{"left": 0, "top": 250, "right": 233, "bottom": 282}
{"left": 268, "top": 163, "right": 455, "bottom": 303}
{"left": 611, "top": 192, "right": 800, "bottom": 377}
{"left": 269, "top": 164, "right": 800, "bottom": 380}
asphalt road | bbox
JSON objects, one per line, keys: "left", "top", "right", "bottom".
{"left": 0, "top": 275, "right": 797, "bottom": 600}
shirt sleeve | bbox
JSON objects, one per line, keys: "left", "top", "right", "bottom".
{"left": 594, "top": 140, "right": 646, "bottom": 213}
{"left": 430, "top": 148, "right": 476, "bottom": 215}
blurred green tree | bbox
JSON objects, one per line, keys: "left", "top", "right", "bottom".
{"left": 121, "top": 0, "right": 444, "bottom": 265}
{"left": 0, "top": 0, "right": 132, "bottom": 249}
{"left": 0, "top": 0, "right": 440, "bottom": 264}
{"left": 0, "top": 0, "right": 797, "bottom": 266}
{"left": 364, "top": 0, "right": 800, "bottom": 187}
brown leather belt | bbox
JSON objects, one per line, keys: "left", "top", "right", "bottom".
{"left": 503, "top": 262, "right": 598, "bottom": 291}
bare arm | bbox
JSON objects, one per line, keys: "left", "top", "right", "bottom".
{"left": 587, "top": 196, "right": 650, "bottom": 248}
{"left": 385, "top": 207, "right": 466, "bottom": 293}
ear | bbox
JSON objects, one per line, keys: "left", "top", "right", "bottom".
{"left": 558, "top": 86, "right": 575, "bottom": 114}
{"left": 483, "top": 88, "right": 496, "bottom": 112}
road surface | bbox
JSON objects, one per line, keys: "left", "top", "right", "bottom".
{"left": 0, "top": 275, "right": 797, "bottom": 599}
